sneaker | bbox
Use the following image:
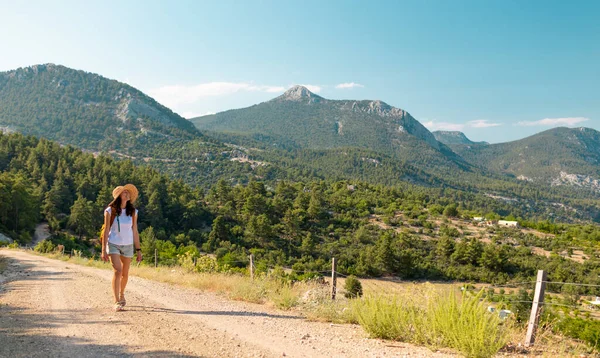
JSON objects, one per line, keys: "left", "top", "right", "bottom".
{"left": 114, "top": 302, "right": 124, "bottom": 312}
{"left": 119, "top": 294, "right": 126, "bottom": 307}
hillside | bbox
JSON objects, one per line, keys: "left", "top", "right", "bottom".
{"left": 451, "top": 127, "right": 600, "bottom": 189}
{"left": 192, "top": 86, "right": 470, "bottom": 173}
{"left": 1, "top": 65, "right": 599, "bottom": 221}
{"left": 0, "top": 64, "right": 199, "bottom": 150}
{"left": 433, "top": 131, "right": 487, "bottom": 145}
{"left": 0, "top": 64, "right": 270, "bottom": 186}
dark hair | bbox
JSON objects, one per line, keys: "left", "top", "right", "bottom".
{"left": 108, "top": 196, "right": 135, "bottom": 217}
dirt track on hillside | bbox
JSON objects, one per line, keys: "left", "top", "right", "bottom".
{"left": 0, "top": 250, "right": 455, "bottom": 358}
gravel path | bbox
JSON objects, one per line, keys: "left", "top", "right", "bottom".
{"left": 0, "top": 250, "right": 456, "bottom": 358}
{"left": 32, "top": 223, "right": 51, "bottom": 246}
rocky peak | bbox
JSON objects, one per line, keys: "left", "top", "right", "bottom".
{"left": 276, "top": 85, "right": 323, "bottom": 103}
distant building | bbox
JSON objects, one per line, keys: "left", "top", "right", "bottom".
{"left": 499, "top": 309, "right": 513, "bottom": 319}
{"left": 498, "top": 220, "right": 519, "bottom": 228}
{"left": 487, "top": 306, "right": 513, "bottom": 320}
{"left": 589, "top": 297, "right": 600, "bottom": 306}
{"left": 473, "top": 217, "right": 484, "bottom": 221}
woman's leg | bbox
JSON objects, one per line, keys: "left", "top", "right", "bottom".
{"left": 120, "top": 256, "right": 132, "bottom": 299}
{"left": 109, "top": 254, "right": 123, "bottom": 303}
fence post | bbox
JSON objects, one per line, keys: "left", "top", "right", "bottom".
{"left": 331, "top": 257, "right": 337, "bottom": 300}
{"left": 525, "top": 270, "right": 547, "bottom": 347}
{"left": 154, "top": 248, "right": 158, "bottom": 268}
{"left": 62, "top": 246, "right": 65, "bottom": 256}
{"left": 249, "top": 254, "right": 254, "bottom": 280}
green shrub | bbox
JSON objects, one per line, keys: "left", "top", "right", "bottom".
{"left": 552, "top": 314, "right": 600, "bottom": 350}
{"left": 344, "top": 275, "right": 363, "bottom": 299}
{"left": 195, "top": 255, "right": 218, "bottom": 273}
{"left": 229, "top": 278, "right": 267, "bottom": 303}
{"left": 177, "top": 252, "right": 197, "bottom": 272}
{"left": 352, "top": 288, "right": 509, "bottom": 358}
{"left": 353, "top": 294, "right": 421, "bottom": 341}
{"left": 34, "top": 240, "right": 55, "bottom": 253}
{"left": 427, "top": 289, "right": 508, "bottom": 358}
{"left": 269, "top": 283, "right": 299, "bottom": 310}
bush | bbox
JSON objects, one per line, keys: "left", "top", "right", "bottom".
{"left": 552, "top": 314, "right": 600, "bottom": 350}
{"left": 443, "top": 204, "right": 459, "bottom": 218}
{"left": 344, "top": 275, "right": 363, "bottom": 299}
{"left": 352, "top": 287, "right": 509, "bottom": 358}
{"left": 177, "top": 252, "right": 197, "bottom": 272}
{"left": 195, "top": 255, "right": 218, "bottom": 273}
{"left": 34, "top": 240, "right": 55, "bottom": 253}
{"left": 427, "top": 289, "right": 508, "bottom": 357}
{"left": 353, "top": 294, "right": 420, "bottom": 341}
{"left": 269, "top": 283, "right": 300, "bottom": 310}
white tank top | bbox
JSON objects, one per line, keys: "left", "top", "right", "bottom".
{"left": 105, "top": 207, "right": 138, "bottom": 245}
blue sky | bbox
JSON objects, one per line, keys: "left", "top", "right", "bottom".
{"left": 0, "top": 0, "right": 598, "bottom": 143}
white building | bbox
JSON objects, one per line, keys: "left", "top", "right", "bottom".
{"left": 498, "top": 220, "right": 519, "bottom": 228}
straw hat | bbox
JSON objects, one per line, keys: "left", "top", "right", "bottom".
{"left": 112, "top": 184, "right": 139, "bottom": 204}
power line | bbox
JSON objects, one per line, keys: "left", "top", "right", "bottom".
{"left": 544, "top": 281, "right": 600, "bottom": 288}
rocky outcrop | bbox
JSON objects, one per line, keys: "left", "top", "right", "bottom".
{"left": 551, "top": 171, "right": 600, "bottom": 191}
{"left": 0, "top": 233, "right": 13, "bottom": 244}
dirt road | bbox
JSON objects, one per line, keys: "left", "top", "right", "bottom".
{"left": 0, "top": 250, "right": 454, "bottom": 358}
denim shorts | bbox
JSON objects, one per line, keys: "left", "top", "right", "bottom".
{"left": 107, "top": 243, "right": 134, "bottom": 258}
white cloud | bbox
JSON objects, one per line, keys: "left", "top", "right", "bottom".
{"left": 335, "top": 82, "right": 364, "bottom": 89}
{"left": 149, "top": 82, "right": 286, "bottom": 107}
{"left": 180, "top": 111, "right": 215, "bottom": 119}
{"left": 423, "top": 119, "right": 502, "bottom": 131}
{"left": 467, "top": 120, "right": 502, "bottom": 128}
{"left": 297, "top": 84, "right": 322, "bottom": 93}
{"left": 517, "top": 117, "right": 589, "bottom": 127}
{"left": 423, "top": 121, "right": 465, "bottom": 131}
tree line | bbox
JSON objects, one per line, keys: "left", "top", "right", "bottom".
{"left": 2, "top": 132, "right": 600, "bottom": 295}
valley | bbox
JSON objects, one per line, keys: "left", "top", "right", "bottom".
{"left": 1, "top": 64, "right": 600, "bottom": 356}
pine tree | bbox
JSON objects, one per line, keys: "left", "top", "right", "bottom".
{"left": 68, "top": 195, "right": 96, "bottom": 240}
{"left": 207, "top": 215, "right": 228, "bottom": 251}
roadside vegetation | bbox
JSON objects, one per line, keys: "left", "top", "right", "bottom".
{"left": 5, "top": 247, "right": 593, "bottom": 358}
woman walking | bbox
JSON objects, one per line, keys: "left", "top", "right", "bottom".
{"left": 101, "top": 184, "right": 142, "bottom": 311}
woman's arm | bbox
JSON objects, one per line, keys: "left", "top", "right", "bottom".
{"left": 133, "top": 211, "right": 142, "bottom": 262}
{"left": 101, "top": 210, "right": 110, "bottom": 261}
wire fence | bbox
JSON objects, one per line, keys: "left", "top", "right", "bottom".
{"left": 13, "top": 245, "right": 600, "bottom": 317}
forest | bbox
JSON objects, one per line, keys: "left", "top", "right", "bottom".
{"left": 2, "top": 132, "right": 600, "bottom": 296}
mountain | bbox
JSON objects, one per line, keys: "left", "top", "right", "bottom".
{"left": 0, "top": 64, "right": 199, "bottom": 150}
{"left": 451, "top": 127, "right": 600, "bottom": 189}
{"left": 433, "top": 131, "right": 488, "bottom": 146}
{"left": 192, "top": 86, "right": 469, "bottom": 173}
{"left": 2, "top": 65, "right": 599, "bottom": 221}
{"left": 0, "top": 64, "right": 278, "bottom": 187}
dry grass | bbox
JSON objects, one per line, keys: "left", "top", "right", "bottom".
{"left": 503, "top": 322, "right": 594, "bottom": 357}
{"left": 26, "top": 250, "right": 596, "bottom": 356}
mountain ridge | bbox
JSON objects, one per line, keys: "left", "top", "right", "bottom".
{"left": 0, "top": 63, "right": 199, "bottom": 149}
{"left": 433, "top": 130, "right": 488, "bottom": 146}
{"left": 191, "top": 85, "right": 460, "bottom": 167}
{"left": 450, "top": 126, "right": 600, "bottom": 187}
